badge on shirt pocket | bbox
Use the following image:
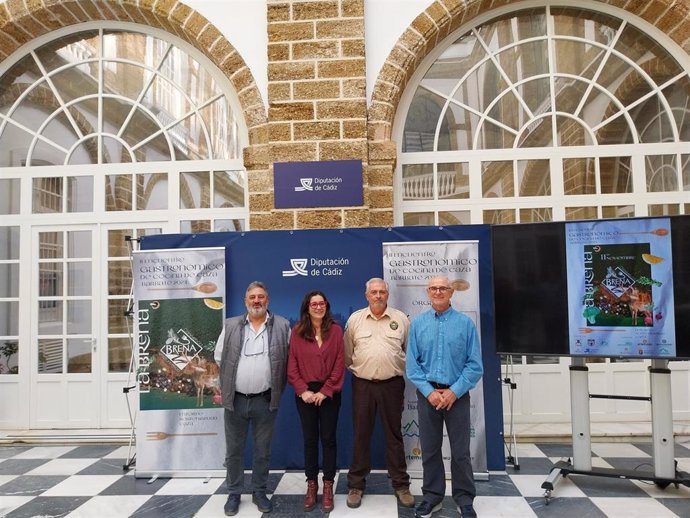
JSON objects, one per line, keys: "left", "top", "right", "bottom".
{"left": 390, "top": 321, "right": 399, "bottom": 330}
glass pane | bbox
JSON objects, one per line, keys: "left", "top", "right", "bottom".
{"left": 439, "top": 211, "right": 470, "bottom": 225}
{"left": 648, "top": 204, "right": 679, "bottom": 216}
{"left": 602, "top": 205, "right": 634, "bottom": 218}
{"left": 109, "top": 261, "right": 132, "bottom": 296}
{"left": 180, "top": 220, "right": 211, "bottom": 233}
{"left": 0, "top": 227, "right": 20, "bottom": 260}
{"left": 67, "top": 177, "right": 94, "bottom": 212}
{"left": 600, "top": 156, "right": 632, "bottom": 193}
{"left": 136, "top": 173, "right": 168, "bottom": 210}
{"left": 67, "top": 338, "right": 91, "bottom": 373}
{"left": 553, "top": 41, "right": 605, "bottom": 79}
{"left": 482, "top": 161, "right": 514, "bottom": 197}
{"left": 67, "top": 301, "right": 91, "bottom": 335}
{"left": 102, "top": 61, "right": 150, "bottom": 99}
{"left": 520, "top": 208, "right": 552, "bottom": 222}
{"left": 38, "top": 338, "right": 63, "bottom": 373}
{"left": 646, "top": 155, "right": 678, "bottom": 192}
{"left": 684, "top": 154, "right": 690, "bottom": 191}
{"left": 0, "top": 340, "right": 19, "bottom": 375}
{"left": 665, "top": 80, "right": 690, "bottom": 140}
{"left": 38, "top": 301, "right": 62, "bottom": 335}
{"left": 39, "top": 263, "right": 63, "bottom": 297}
{"left": 518, "top": 160, "right": 550, "bottom": 196}
{"left": 497, "top": 40, "right": 549, "bottom": 84}
{"left": 214, "top": 219, "right": 245, "bottom": 232}
{"left": 438, "top": 163, "right": 468, "bottom": 199}
{"left": 180, "top": 172, "right": 210, "bottom": 209}
{"left": 67, "top": 263, "right": 91, "bottom": 296}
{"left": 403, "top": 87, "right": 447, "bottom": 152}
{"left": 565, "top": 207, "right": 598, "bottom": 220}
{"left": 0, "top": 264, "right": 19, "bottom": 297}
{"left": 615, "top": 24, "right": 682, "bottom": 79}
{"left": 518, "top": 77, "right": 551, "bottom": 114}
{"left": 483, "top": 209, "right": 515, "bottom": 224}
{"left": 199, "top": 97, "right": 238, "bottom": 159}
{"left": 480, "top": 119, "right": 516, "bottom": 149}
{"left": 0, "top": 302, "right": 19, "bottom": 335}
{"left": 634, "top": 98, "right": 674, "bottom": 143}
{"left": 32, "top": 177, "right": 63, "bottom": 213}
{"left": 403, "top": 212, "right": 434, "bottom": 226}
{"left": 39, "top": 232, "right": 63, "bottom": 259}
{"left": 402, "top": 164, "right": 434, "bottom": 200}
{"left": 68, "top": 231, "right": 91, "bottom": 258}
{"left": 214, "top": 171, "right": 245, "bottom": 208}
{"left": 105, "top": 175, "right": 133, "bottom": 211}
{"left": 109, "top": 337, "right": 131, "bottom": 372}
{"left": 169, "top": 114, "right": 210, "bottom": 161}
{"left": 108, "top": 229, "right": 132, "bottom": 258}
{"left": 564, "top": 158, "right": 596, "bottom": 195}
{"left": 108, "top": 299, "right": 130, "bottom": 334}
{"left": 595, "top": 112, "right": 635, "bottom": 145}
{"left": 0, "top": 179, "right": 20, "bottom": 214}
{"left": 0, "top": 55, "right": 42, "bottom": 116}
{"left": 518, "top": 117, "right": 552, "bottom": 147}
{"left": 557, "top": 115, "right": 592, "bottom": 146}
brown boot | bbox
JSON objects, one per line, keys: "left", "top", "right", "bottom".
{"left": 322, "top": 479, "right": 334, "bottom": 512}
{"left": 304, "top": 479, "right": 318, "bottom": 511}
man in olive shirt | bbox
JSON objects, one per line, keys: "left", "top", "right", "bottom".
{"left": 344, "top": 278, "right": 414, "bottom": 509}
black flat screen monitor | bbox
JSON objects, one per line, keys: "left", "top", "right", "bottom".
{"left": 492, "top": 215, "right": 690, "bottom": 359}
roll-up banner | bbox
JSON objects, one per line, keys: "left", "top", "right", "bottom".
{"left": 383, "top": 241, "right": 487, "bottom": 477}
{"left": 133, "top": 247, "right": 226, "bottom": 477}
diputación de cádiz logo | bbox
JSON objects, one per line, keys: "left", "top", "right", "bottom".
{"left": 282, "top": 258, "right": 309, "bottom": 277}
{"left": 294, "top": 178, "right": 314, "bottom": 192}
{"left": 281, "top": 256, "right": 351, "bottom": 277}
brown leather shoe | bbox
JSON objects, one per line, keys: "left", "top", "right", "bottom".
{"left": 322, "top": 479, "right": 334, "bottom": 512}
{"left": 304, "top": 479, "right": 318, "bottom": 511}
{"left": 346, "top": 488, "right": 363, "bottom": 508}
{"left": 395, "top": 487, "right": 415, "bottom": 507}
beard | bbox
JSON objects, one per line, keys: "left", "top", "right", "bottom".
{"left": 247, "top": 305, "right": 267, "bottom": 319}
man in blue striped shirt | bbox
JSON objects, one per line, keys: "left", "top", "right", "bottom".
{"left": 406, "top": 276, "right": 483, "bottom": 518}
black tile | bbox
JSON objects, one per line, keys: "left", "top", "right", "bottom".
{"left": 359, "top": 472, "right": 395, "bottom": 494}
{"left": 475, "top": 475, "right": 522, "bottom": 496}
{"left": 632, "top": 442, "right": 690, "bottom": 458}
{"left": 5, "top": 496, "right": 89, "bottom": 518}
{"left": 602, "top": 457, "right": 658, "bottom": 474}
{"left": 213, "top": 471, "right": 283, "bottom": 494}
{"left": 78, "top": 458, "right": 131, "bottom": 475}
{"left": 536, "top": 443, "right": 575, "bottom": 458}
{"left": 60, "top": 445, "right": 121, "bottom": 459}
{"left": 657, "top": 497, "right": 690, "bottom": 518}
{"left": 528, "top": 495, "right": 608, "bottom": 517}
{"left": 128, "top": 494, "right": 210, "bottom": 518}
{"left": 0, "top": 447, "right": 32, "bottom": 459}
{"left": 505, "top": 457, "right": 556, "bottom": 475}
{"left": 0, "top": 459, "right": 50, "bottom": 475}
{"left": 568, "top": 473, "right": 650, "bottom": 497}
{"left": 0, "top": 475, "right": 67, "bottom": 496}
{"left": 100, "top": 474, "right": 170, "bottom": 495}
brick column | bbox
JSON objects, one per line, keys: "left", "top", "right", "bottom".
{"left": 259, "top": 0, "right": 370, "bottom": 230}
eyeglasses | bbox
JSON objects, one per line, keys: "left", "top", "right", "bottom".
{"left": 309, "top": 301, "right": 327, "bottom": 308}
{"left": 428, "top": 286, "right": 451, "bottom": 293}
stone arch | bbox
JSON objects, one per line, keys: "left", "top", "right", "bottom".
{"left": 0, "top": 0, "right": 267, "bottom": 148}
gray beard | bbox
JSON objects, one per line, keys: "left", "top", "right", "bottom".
{"left": 247, "top": 307, "right": 267, "bottom": 319}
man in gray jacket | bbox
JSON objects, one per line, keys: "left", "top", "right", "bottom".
{"left": 214, "top": 281, "right": 290, "bottom": 516}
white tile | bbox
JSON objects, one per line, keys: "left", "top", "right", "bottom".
{"left": 273, "top": 471, "right": 308, "bottom": 494}
{"left": 103, "top": 446, "right": 132, "bottom": 459}
{"left": 327, "top": 494, "right": 399, "bottom": 517}
{"left": 474, "top": 496, "right": 538, "bottom": 517}
{"left": 153, "top": 476, "right": 224, "bottom": 495}
{"left": 66, "top": 495, "right": 151, "bottom": 517}
{"left": 676, "top": 458, "right": 690, "bottom": 472}
{"left": 408, "top": 477, "right": 454, "bottom": 496}
{"left": 24, "top": 458, "right": 99, "bottom": 476}
{"left": 591, "top": 496, "right": 679, "bottom": 517}
{"left": 42, "top": 475, "right": 123, "bottom": 496}
{"left": 508, "top": 443, "right": 548, "bottom": 458}
{"left": 0, "top": 496, "right": 34, "bottom": 516}
{"left": 591, "top": 443, "right": 649, "bottom": 458}
{"left": 12, "top": 446, "right": 77, "bottom": 459}
{"left": 194, "top": 494, "right": 262, "bottom": 517}
{"left": 591, "top": 456, "right": 615, "bottom": 469}
{"left": 510, "top": 474, "right": 586, "bottom": 498}
{"left": 0, "top": 474, "right": 18, "bottom": 487}
{"left": 631, "top": 478, "right": 690, "bottom": 498}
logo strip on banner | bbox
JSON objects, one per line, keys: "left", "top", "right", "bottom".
{"left": 133, "top": 247, "right": 226, "bottom": 477}
{"left": 382, "top": 240, "right": 487, "bottom": 477}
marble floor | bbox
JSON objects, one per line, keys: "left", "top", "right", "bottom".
{"left": 1, "top": 440, "right": 690, "bottom": 517}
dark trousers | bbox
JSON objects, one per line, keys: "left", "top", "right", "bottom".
{"left": 295, "top": 388, "right": 341, "bottom": 481}
{"left": 347, "top": 375, "right": 410, "bottom": 490}
{"left": 417, "top": 390, "right": 475, "bottom": 507}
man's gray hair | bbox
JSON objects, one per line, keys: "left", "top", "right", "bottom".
{"left": 246, "top": 280, "right": 268, "bottom": 295}
{"left": 365, "top": 277, "right": 389, "bottom": 291}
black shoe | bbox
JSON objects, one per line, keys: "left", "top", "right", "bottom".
{"left": 415, "top": 500, "right": 442, "bottom": 518}
{"left": 252, "top": 492, "right": 273, "bottom": 513}
{"left": 224, "top": 494, "right": 240, "bottom": 516}
{"left": 459, "top": 504, "right": 477, "bottom": 518}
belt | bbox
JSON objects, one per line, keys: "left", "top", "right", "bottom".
{"left": 235, "top": 389, "right": 271, "bottom": 398}
{"left": 366, "top": 375, "right": 401, "bottom": 383}
{"left": 430, "top": 382, "right": 450, "bottom": 389}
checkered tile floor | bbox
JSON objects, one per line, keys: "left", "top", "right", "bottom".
{"left": 1, "top": 441, "right": 689, "bottom": 517}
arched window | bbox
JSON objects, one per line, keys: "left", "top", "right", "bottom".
{"left": 397, "top": 6, "right": 690, "bottom": 226}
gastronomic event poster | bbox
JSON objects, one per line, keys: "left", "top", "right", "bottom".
{"left": 565, "top": 218, "right": 675, "bottom": 357}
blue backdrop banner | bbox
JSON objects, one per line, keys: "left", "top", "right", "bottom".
{"left": 140, "top": 225, "right": 504, "bottom": 472}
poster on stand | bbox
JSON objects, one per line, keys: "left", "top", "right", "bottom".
{"left": 565, "top": 218, "right": 676, "bottom": 357}
{"left": 133, "top": 247, "right": 226, "bottom": 476}
{"left": 382, "top": 241, "right": 487, "bottom": 476}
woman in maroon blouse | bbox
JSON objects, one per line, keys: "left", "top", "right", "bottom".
{"left": 287, "top": 290, "right": 345, "bottom": 512}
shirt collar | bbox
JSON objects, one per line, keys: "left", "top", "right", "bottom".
{"left": 434, "top": 305, "right": 453, "bottom": 318}
{"left": 365, "top": 306, "right": 390, "bottom": 321}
